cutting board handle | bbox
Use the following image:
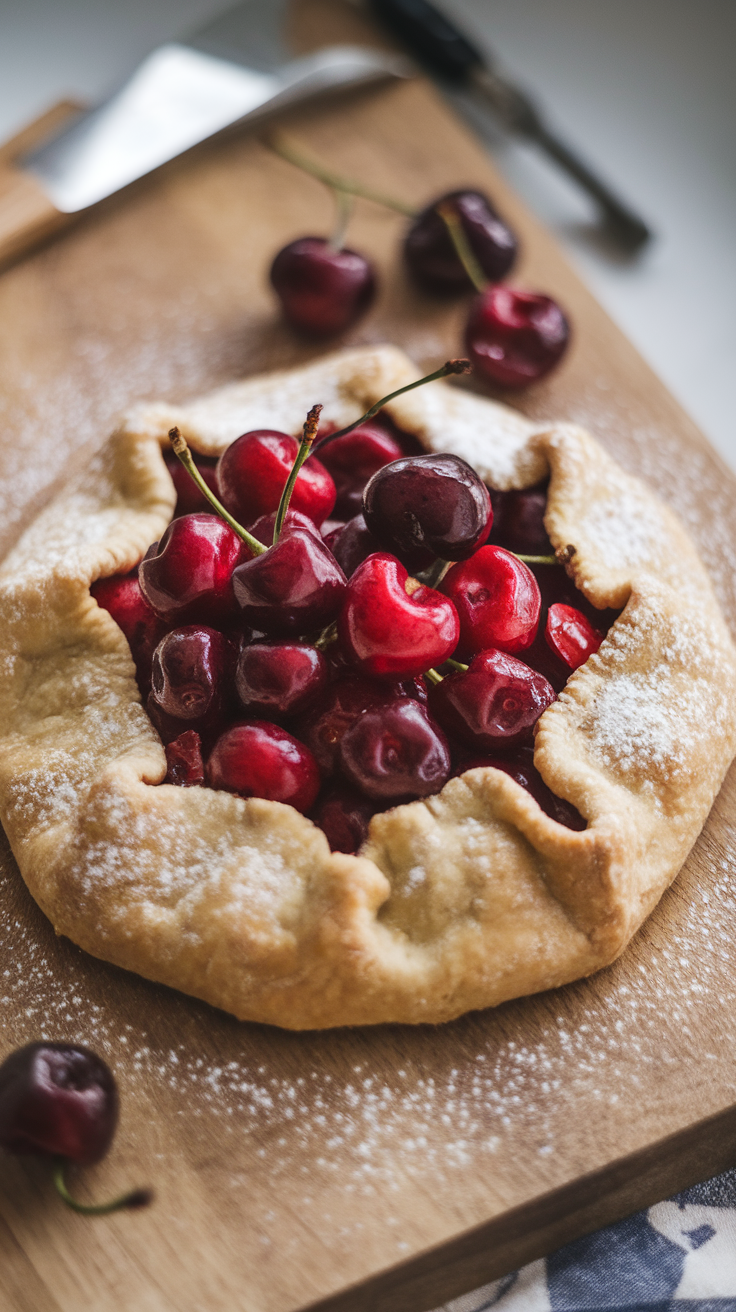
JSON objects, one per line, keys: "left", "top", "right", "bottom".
{"left": 0, "top": 101, "right": 84, "bottom": 270}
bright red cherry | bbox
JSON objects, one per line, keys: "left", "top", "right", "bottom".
{"left": 164, "top": 730, "right": 205, "bottom": 786}
{"left": 216, "top": 430, "right": 335, "bottom": 529}
{"left": 323, "top": 513, "right": 382, "bottom": 578}
{"left": 231, "top": 522, "right": 347, "bottom": 635}
{"left": 363, "top": 453, "right": 492, "bottom": 564}
{"left": 270, "top": 237, "right": 375, "bottom": 335}
{"left": 546, "top": 603, "right": 603, "bottom": 671}
{"left": 457, "top": 745, "right": 585, "bottom": 831}
{"left": 317, "top": 424, "right": 404, "bottom": 520}
{"left": 490, "top": 484, "right": 551, "bottom": 555}
{"left": 295, "top": 675, "right": 389, "bottom": 775}
{"left": 311, "top": 783, "right": 378, "bottom": 854}
{"left": 465, "top": 286, "right": 570, "bottom": 389}
{"left": 90, "top": 570, "right": 167, "bottom": 695}
{"left": 235, "top": 641, "right": 327, "bottom": 719}
{"left": 442, "top": 545, "right": 540, "bottom": 657}
{"left": 0, "top": 1043, "right": 118, "bottom": 1164}
{"left": 338, "top": 698, "right": 451, "bottom": 801}
{"left": 339, "top": 553, "right": 459, "bottom": 679}
{"left": 164, "top": 451, "right": 219, "bottom": 517}
{"left": 430, "top": 648, "right": 555, "bottom": 752}
{"left": 148, "top": 625, "right": 231, "bottom": 745}
{"left": 206, "top": 721, "right": 320, "bottom": 814}
{"left": 138, "top": 514, "right": 243, "bottom": 627}
{"left": 404, "top": 189, "right": 517, "bottom": 293}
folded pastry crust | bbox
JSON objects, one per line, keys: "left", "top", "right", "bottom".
{"left": 1, "top": 345, "right": 734, "bottom": 1029}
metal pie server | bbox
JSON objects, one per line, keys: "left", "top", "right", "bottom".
{"left": 0, "top": 0, "right": 410, "bottom": 264}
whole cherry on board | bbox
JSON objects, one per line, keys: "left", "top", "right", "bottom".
{"left": 465, "top": 287, "right": 570, "bottom": 389}
{"left": 270, "top": 238, "right": 375, "bottom": 335}
{"left": 404, "top": 189, "right": 517, "bottom": 293}
{"left": 0, "top": 1042, "right": 152, "bottom": 1215}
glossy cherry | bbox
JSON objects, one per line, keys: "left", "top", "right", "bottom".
{"left": 311, "top": 783, "right": 378, "bottom": 854}
{"left": 338, "top": 698, "right": 451, "bottom": 801}
{"left": 490, "top": 483, "right": 551, "bottom": 556}
{"left": 404, "top": 190, "right": 517, "bottom": 293}
{"left": 316, "top": 424, "right": 404, "bottom": 520}
{"left": 457, "top": 745, "right": 585, "bottom": 831}
{"left": 442, "top": 545, "right": 540, "bottom": 657}
{"left": 90, "top": 570, "right": 167, "bottom": 694}
{"left": 164, "top": 730, "right": 205, "bottom": 786}
{"left": 0, "top": 1043, "right": 118, "bottom": 1164}
{"left": 270, "top": 237, "right": 375, "bottom": 335}
{"left": 207, "top": 721, "right": 320, "bottom": 814}
{"left": 138, "top": 514, "right": 243, "bottom": 627}
{"left": 148, "top": 625, "right": 231, "bottom": 745}
{"left": 465, "top": 286, "right": 570, "bottom": 389}
{"left": 430, "top": 648, "right": 556, "bottom": 752}
{"left": 216, "top": 430, "right": 336, "bottom": 529}
{"left": 339, "top": 553, "right": 459, "bottom": 679}
{"left": 232, "top": 521, "right": 347, "bottom": 635}
{"left": 295, "top": 675, "right": 390, "bottom": 775}
{"left": 164, "top": 451, "right": 219, "bottom": 517}
{"left": 546, "top": 603, "right": 603, "bottom": 671}
{"left": 363, "top": 453, "right": 492, "bottom": 564}
{"left": 235, "top": 641, "right": 328, "bottom": 719}
{"left": 323, "top": 513, "right": 381, "bottom": 578}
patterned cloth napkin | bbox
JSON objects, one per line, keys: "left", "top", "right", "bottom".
{"left": 435, "top": 1168, "right": 736, "bottom": 1311}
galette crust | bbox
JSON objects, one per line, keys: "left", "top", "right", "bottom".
{"left": 1, "top": 345, "right": 735, "bottom": 1029}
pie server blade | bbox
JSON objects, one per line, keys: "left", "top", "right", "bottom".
{"left": 21, "top": 0, "right": 411, "bottom": 215}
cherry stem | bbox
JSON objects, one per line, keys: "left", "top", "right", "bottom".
{"left": 512, "top": 552, "right": 559, "bottom": 565}
{"left": 168, "top": 429, "right": 267, "bottom": 556}
{"left": 424, "top": 668, "right": 444, "bottom": 686}
{"left": 312, "top": 359, "right": 472, "bottom": 456}
{"left": 314, "top": 620, "right": 338, "bottom": 651}
{"left": 328, "top": 187, "right": 355, "bottom": 252}
{"left": 52, "top": 1159, "right": 153, "bottom": 1216}
{"left": 436, "top": 201, "right": 487, "bottom": 295}
{"left": 268, "top": 132, "right": 416, "bottom": 217}
{"left": 273, "top": 404, "right": 323, "bottom": 544}
{"left": 446, "top": 657, "right": 469, "bottom": 672}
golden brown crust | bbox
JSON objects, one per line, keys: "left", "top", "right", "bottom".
{"left": 1, "top": 345, "right": 734, "bottom": 1029}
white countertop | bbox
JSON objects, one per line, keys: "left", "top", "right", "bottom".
{"left": 2, "top": 0, "right": 734, "bottom": 468}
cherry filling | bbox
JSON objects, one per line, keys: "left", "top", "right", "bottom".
{"left": 216, "top": 429, "right": 336, "bottom": 528}
{"left": 338, "top": 698, "right": 451, "bottom": 801}
{"left": 363, "top": 453, "right": 492, "bottom": 566}
{"left": 430, "top": 649, "right": 556, "bottom": 753}
{"left": 442, "top": 545, "right": 541, "bottom": 657}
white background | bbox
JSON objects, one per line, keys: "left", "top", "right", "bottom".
{"left": 1, "top": 0, "right": 734, "bottom": 468}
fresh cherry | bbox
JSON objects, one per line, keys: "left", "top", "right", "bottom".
{"left": 465, "top": 286, "right": 570, "bottom": 388}
{"left": 546, "top": 603, "right": 603, "bottom": 672}
{"left": 231, "top": 521, "right": 347, "bottom": 636}
{"left": 138, "top": 514, "right": 243, "bottom": 627}
{"left": 363, "top": 453, "right": 492, "bottom": 564}
{"left": 316, "top": 424, "right": 404, "bottom": 520}
{"left": 164, "top": 451, "right": 219, "bottom": 517}
{"left": 323, "top": 513, "right": 382, "bottom": 578}
{"left": 430, "top": 649, "right": 556, "bottom": 752}
{"left": 295, "top": 675, "right": 389, "bottom": 774}
{"left": 311, "top": 783, "right": 379, "bottom": 854}
{"left": 207, "top": 721, "right": 320, "bottom": 813}
{"left": 164, "top": 730, "right": 205, "bottom": 786}
{"left": 338, "top": 698, "right": 451, "bottom": 801}
{"left": 270, "top": 237, "right": 375, "bottom": 335}
{"left": 404, "top": 189, "right": 517, "bottom": 293}
{"left": 0, "top": 1042, "right": 117, "bottom": 1164}
{"left": 490, "top": 483, "right": 552, "bottom": 556}
{"left": 442, "top": 545, "right": 540, "bottom": 657}
{"left": 216, "top": 430, "right": 335, "bottom": 529}
{"left": 148, "top": 626, "right": 231, "bottom": 745}
{"left": 339, "top": 553, "right": 459, "bottom": 679}
{"left": 458, "top": 745, "right": 585, "bottom": 831}
{"left": 235, "top": 641, "right": 327, "bottom": 719}
{"left": 90, "top": 571, "right": 167, "bottom": 695}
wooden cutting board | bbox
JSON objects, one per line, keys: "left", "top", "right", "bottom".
{"left": 1, "top": 3, "right": 735, "bottom": 1309}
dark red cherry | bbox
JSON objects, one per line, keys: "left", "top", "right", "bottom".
{"left": 490, "top": 483, "right": 552, "bottom": 555}
{"left": 295, "top": 675, "right": 389, "bottom": 775}
{"left": 430, "top": 648, "right": 556, "bottom": 752}
{"left": 339, "top": 553, "right": 459, "bottom": 679}
{"left": 317, "top": 425, "right": 404, "bottom": 520}
{"left": 235, "top": 641, "right": 328, "bottom": 719}
{"left": 404, "top": 190, "right": 517, "bottom": 293}
{"left": 324, "top": 513, "right": 382, "bottom": 578}
{"left": 232, "top": 523, "right": 347, "bottom": 635}
{"left": 546, "top": 603, "right": 603, "bottom": 671}
{"left": 311, "top": 783, "right": 379, "bottom": 854}
{"left": 164, "top": 730, "right": 205, "bottom": 786}
{"left": 270, "top": 237, "right": 375, "bottom": 335}
{"left": 207, "top": 721, "right": 320, "bottom": 814}
{"left": 457, "top": 745, "right": 585, "bottom": 831}
{"left": 164, "top": 451, "right": 219, "bottom": 518}
{"left": 363, "top": 453, "right": 492, "bottom": 564}
{"left": 0, "top": 1043, "right": 118, "bottom": 1165}
{"left": 90, "top": 570, "right": 167, "bottom": 695}
{"left": 442, "top": 545, "right": 540, "bottom": 657}
{"left": 338, "top": 698, "right": 451, "bottom": 801}
{"left": 216, "top": 430, "right": 336, "bottom": 529}
{"left": 148, "top": 625, "right": 231, "bottom": 744}
{"left": 138, "top": 514, "right": 244, "bottom": 626}
{"left": 465, "top": 286, "right": 570, "bottom": 389}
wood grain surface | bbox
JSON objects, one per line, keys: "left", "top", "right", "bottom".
{"left": 0, "top": 3, "right": 735, "bottom": 1309}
